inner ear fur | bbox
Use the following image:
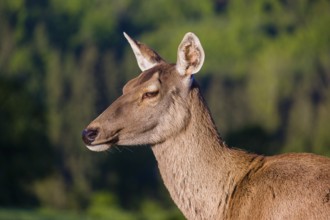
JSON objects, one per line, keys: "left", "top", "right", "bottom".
{"left": 176, "top": 32, "right": 205, "bottom": 76}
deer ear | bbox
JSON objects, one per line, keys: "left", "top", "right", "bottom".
{"left": 124, "top": 32, "right": 164, "bottom": 71}
{"left": 176, "top": 32, "right": 205, "bottom": 76}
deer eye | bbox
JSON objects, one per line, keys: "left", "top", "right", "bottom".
{"left": 142, "top": 91, "right": 159, "bottom": 99}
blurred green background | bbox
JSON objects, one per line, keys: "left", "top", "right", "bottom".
{"left": 0, "top": 0, "right": 330, "bottom": 219}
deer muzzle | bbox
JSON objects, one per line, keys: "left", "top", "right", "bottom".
{"left": 82, "top": 128, "right": 99, "bottom": 145}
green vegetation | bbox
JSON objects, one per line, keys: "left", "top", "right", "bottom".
{"left": 0, "top": 0, "right": 329, "bottom": 218}
{"left": 0, "top": 208, "right": 92, "bottom": 220}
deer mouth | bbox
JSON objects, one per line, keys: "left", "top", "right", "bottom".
{"left": 86, "top": 133, "right": 119, "bottom": 152}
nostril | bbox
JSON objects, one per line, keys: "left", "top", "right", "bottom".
{"left": 82, "top": 129, "right": 99, "bottom": 145}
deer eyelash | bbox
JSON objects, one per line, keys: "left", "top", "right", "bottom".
{"left": 142, "top": 91, "right": 159, "bottom": 99}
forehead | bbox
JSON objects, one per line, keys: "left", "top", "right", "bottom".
{"left": 123, "top": 63, "right": 175, "bottom": 93}
{"left": 139, "top": 63, "right": 175, "bottom": 83}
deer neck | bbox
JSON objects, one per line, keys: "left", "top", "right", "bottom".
{"left": 151, "top": 85, "right": 255, "bottom": 219}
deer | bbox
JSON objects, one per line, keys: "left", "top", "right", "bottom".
{"left": 82, "top": 32, "right": 330, "bottom": 220}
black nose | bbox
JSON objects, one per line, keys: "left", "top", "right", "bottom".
{"left": 82, "top": 128, "right": 99, "bottom": 145}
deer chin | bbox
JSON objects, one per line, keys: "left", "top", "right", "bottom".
{"left": 86, "top": 144, "right": 110, "bottom": 152}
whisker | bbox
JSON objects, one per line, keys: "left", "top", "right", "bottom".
{"left": 115, "top": 146, "right": 122, "bottom": 153}
{"left": 123, "top": 147, "right": 133, "bottom": 153}
{"left": 105, "top": 147, "right": 115, "bottom": 154}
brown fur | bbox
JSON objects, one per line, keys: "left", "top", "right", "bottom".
{"left": 83, "top": 33, "right": 330, "bottom": 219}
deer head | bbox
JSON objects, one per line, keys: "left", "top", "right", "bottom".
{"left": 82, "top": 32, "right": 205, "bottom": 151}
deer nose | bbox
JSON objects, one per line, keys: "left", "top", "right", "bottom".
{"left": 82, "top": 128, "right": 99, "bottom": 145}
